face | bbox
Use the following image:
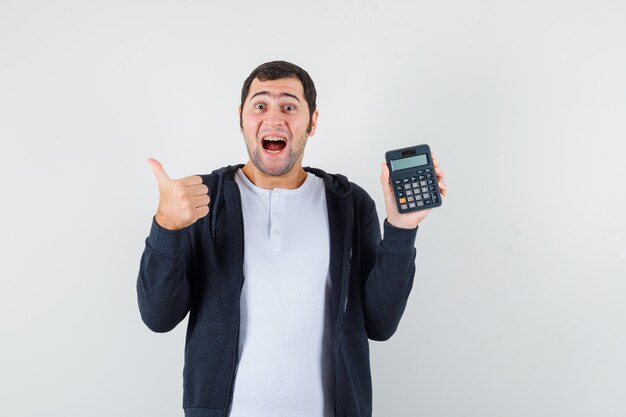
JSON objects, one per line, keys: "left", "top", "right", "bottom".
{"left": 239, "top": 77, "right": 318, "bottom": 177}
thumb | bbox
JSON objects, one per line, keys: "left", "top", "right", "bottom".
{"left": 146, "top": 158, "right": 171, "bottom": 184}
{"left": 379, "top": 162, "right": 393, "bottom": 195}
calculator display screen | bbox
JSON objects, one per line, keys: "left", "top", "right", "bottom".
{"left": 390, "top": 154, "right": 428, "bottom": 171}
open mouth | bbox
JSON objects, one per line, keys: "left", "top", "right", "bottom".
{"left": 262, "top": 136, "right": 287, "bottom": 154}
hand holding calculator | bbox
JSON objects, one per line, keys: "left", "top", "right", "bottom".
{"left": 385, "top": 144, "right": 443, "bottom": 213}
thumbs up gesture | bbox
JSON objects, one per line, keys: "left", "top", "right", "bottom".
{"left": 147, "top": 158, "right": 210, "bottom": 231}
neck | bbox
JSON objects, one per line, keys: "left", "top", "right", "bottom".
{"left": 241, "top": 162, "right": 307, "bottom": 189}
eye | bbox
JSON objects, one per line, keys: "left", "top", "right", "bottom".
{"left": 254, "top": 103, "right": 265, "bottom": 110}
{"left": 284, "top": 105, "right": 296, "bottom": 111}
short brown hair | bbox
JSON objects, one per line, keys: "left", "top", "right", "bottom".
{"left": 240, "top": 61, "right": 317, "bottom": 133}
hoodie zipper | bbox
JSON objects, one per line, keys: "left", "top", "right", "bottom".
{"left": 344, "top": 249, "right": 352, "bottom": 312}
{"left": 226, "top": 184, "right": 246, "bottom": 413}
{"left": 227, "top": 269, "right": 244, "bottom": 410}
{"left": 333, "top": 202, "right": 354, "bottom": 416}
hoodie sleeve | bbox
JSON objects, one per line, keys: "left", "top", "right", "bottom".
{"left": 360, "top": 198, "right": 417, "bottom": 341}
{"left": 136, "top": 217, "right": 194, "bottom": 333}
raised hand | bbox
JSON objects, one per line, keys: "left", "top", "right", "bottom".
{"left": 380, "top": 152, "right": 447, "bottom": 229}
{"left": 147, "top": 158, "right": 210, "bottom": 231}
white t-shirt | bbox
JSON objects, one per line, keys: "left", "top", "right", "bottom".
{"left": 229, "top": 169, "right": 334, "bottom": 417}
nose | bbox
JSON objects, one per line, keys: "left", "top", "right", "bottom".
{"left": 263, "top": 106, "right": 285, "bottom": 128}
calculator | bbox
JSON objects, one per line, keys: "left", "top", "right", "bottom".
{"left": 385, "top": 144, "right": 442, "bottom": 213}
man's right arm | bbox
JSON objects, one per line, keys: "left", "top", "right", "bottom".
{"left": 137, "top": 219, "right": 194, "bottom": 332}
{"left": 136, "top": 158, "right": 211, "bottom": 332}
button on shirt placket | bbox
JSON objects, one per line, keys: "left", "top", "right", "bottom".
{"left": 269, "top": 191, "right": 284, "bottom": 251}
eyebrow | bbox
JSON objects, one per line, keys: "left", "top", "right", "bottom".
{"left": 250, "top": 91, "right": 301, "bottom": 102}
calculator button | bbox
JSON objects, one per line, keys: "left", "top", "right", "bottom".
{"left": 396, "top": 191, "right": 405, "bottom": 197}
{"left": 404, "top": 184, "right": 411, "bottom": 190}
{"left": 407, "top": 196, "right": 415, "bottom": 202}
{"left": 398, "top": 197, "right": 407, "bottom": 204}
{"left": 432, "top": 195, "right": 438, "bottom": 202}
{"left": 410, "top": 176, "right": 417, "bottom": 181}
{"left": 425, "top": 168, "right": 432, "bottom": 173}
{"left": 394, "top": 180, "right": 401, "bottom": 185}
{"left": 411, "top": 182, "right": 419, "bottom": 188}
{"left": 417, "top": 170, "right": 424, "bottom": 174}
{"left": 424, "top": 199, "right": 431, "bottom": 205}
{"left": 430, "top": 185, "right": 436, "bottom": 191}
{"left": 408, "top": 202, "right": 416, "bottom": 208}
{"left": 427, "top": 173, "right": 433, "bottom": 179}
{"left": 396, "top": 185, "right": 403, "bottom": 191}
{"left": 418, "top": 175, "right": 425, "bottom": 180}
{"left": 423, "top": 192, "right": 430, "bottom": 199}
{"left": 415, "top": 194, "right": 422, "bottom": 201}
{"left": 427, "top": 179, "right": 434, "bottom": 185}
{"left": 403, "top": 178, "right": 409, "bottom": 183}
{"left": 419, "top": 180, "right": 427, "bottom": 186}
{"left": 400, "top": 204, "right": 408, "bottom": 210}
{"left": 417, "top": 201, "right": 424, "bottom": 207}
{"left": 421, "top": 187, "right": 428, "bottom": 193}
{"left": 406, "top": 190, "right": 413, "bottom": 196}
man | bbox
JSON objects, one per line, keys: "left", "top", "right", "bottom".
{"left": 137, "top": 61, "right": 447, "bottom": 417}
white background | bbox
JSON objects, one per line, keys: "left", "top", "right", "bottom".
{"left": 1, "top": 1, "right": 625, "bottom": 416}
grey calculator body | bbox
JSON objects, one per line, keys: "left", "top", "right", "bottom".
{"left": 386, "top": 144, "right": 442, "bottom": 213}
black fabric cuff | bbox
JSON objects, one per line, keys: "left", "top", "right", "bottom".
{"left": 147, "top": 216, "right": 186, "bottom": 255}
{"left": 381, "top": 219, "right": 418, "bottom": 252}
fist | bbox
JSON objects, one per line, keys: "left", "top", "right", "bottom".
{"left": 147, "top": 158, "right": 210, "bottom": 231}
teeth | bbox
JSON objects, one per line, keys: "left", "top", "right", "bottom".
{"left": 262, "top": 136, "right": 286, "bottom": 154}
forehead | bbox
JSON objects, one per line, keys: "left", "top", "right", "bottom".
{"left": 247, "top": 77, "right": 305, "bottom": 101}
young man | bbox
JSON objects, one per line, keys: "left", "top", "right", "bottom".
{"left": 137, "top": 61, "right": 447, "bottom": 417}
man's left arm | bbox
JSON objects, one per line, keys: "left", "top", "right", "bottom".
{"left": 361, "top": 154, "right": 447, "bottom": 341}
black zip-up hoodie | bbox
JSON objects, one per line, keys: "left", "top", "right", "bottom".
{"left": 137, "top": 165, "right": 418, "bottom": 417}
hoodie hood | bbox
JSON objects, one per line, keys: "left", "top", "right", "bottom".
{"left": 304, "top": 166, "right": 353, "bottom": 199}
{"left": 206, "top": 164, "right": 243, "bottom": 239}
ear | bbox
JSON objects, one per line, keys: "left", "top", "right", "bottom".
{"left": 308, "top": 110, "right": 319, "bottom": 136}
{"left": 238, "top": 106, "right": 243, "bottom": 132}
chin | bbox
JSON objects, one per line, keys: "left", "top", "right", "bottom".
{"left": 251, "top": 151, "right": 298, "bottom": 177}
{"left": 259, "top": 164, "right": 293, "bottom": 177}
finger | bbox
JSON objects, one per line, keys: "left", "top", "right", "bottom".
{"left": 146, "top": 158, "right": 171, "bottom": 184}
{"left": 192, "top": 194, "right": 210, "bottom": 207}
{"left": 433, "top": 161, "right": 446, "bottom": 197}
{"left": 180, "top": 175, "right": 203, "bottom": 186}
{"left": 431, "top": 153, "right": 440, "bottom": 168}
{"left": 438, "top": 181, "right": 447, "bottom": 198}
{"left": 188, "top": 183, "right": 209, "bottom": 196}
{"left": 194, "top": 205, "right": 210, "bottom": 219}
